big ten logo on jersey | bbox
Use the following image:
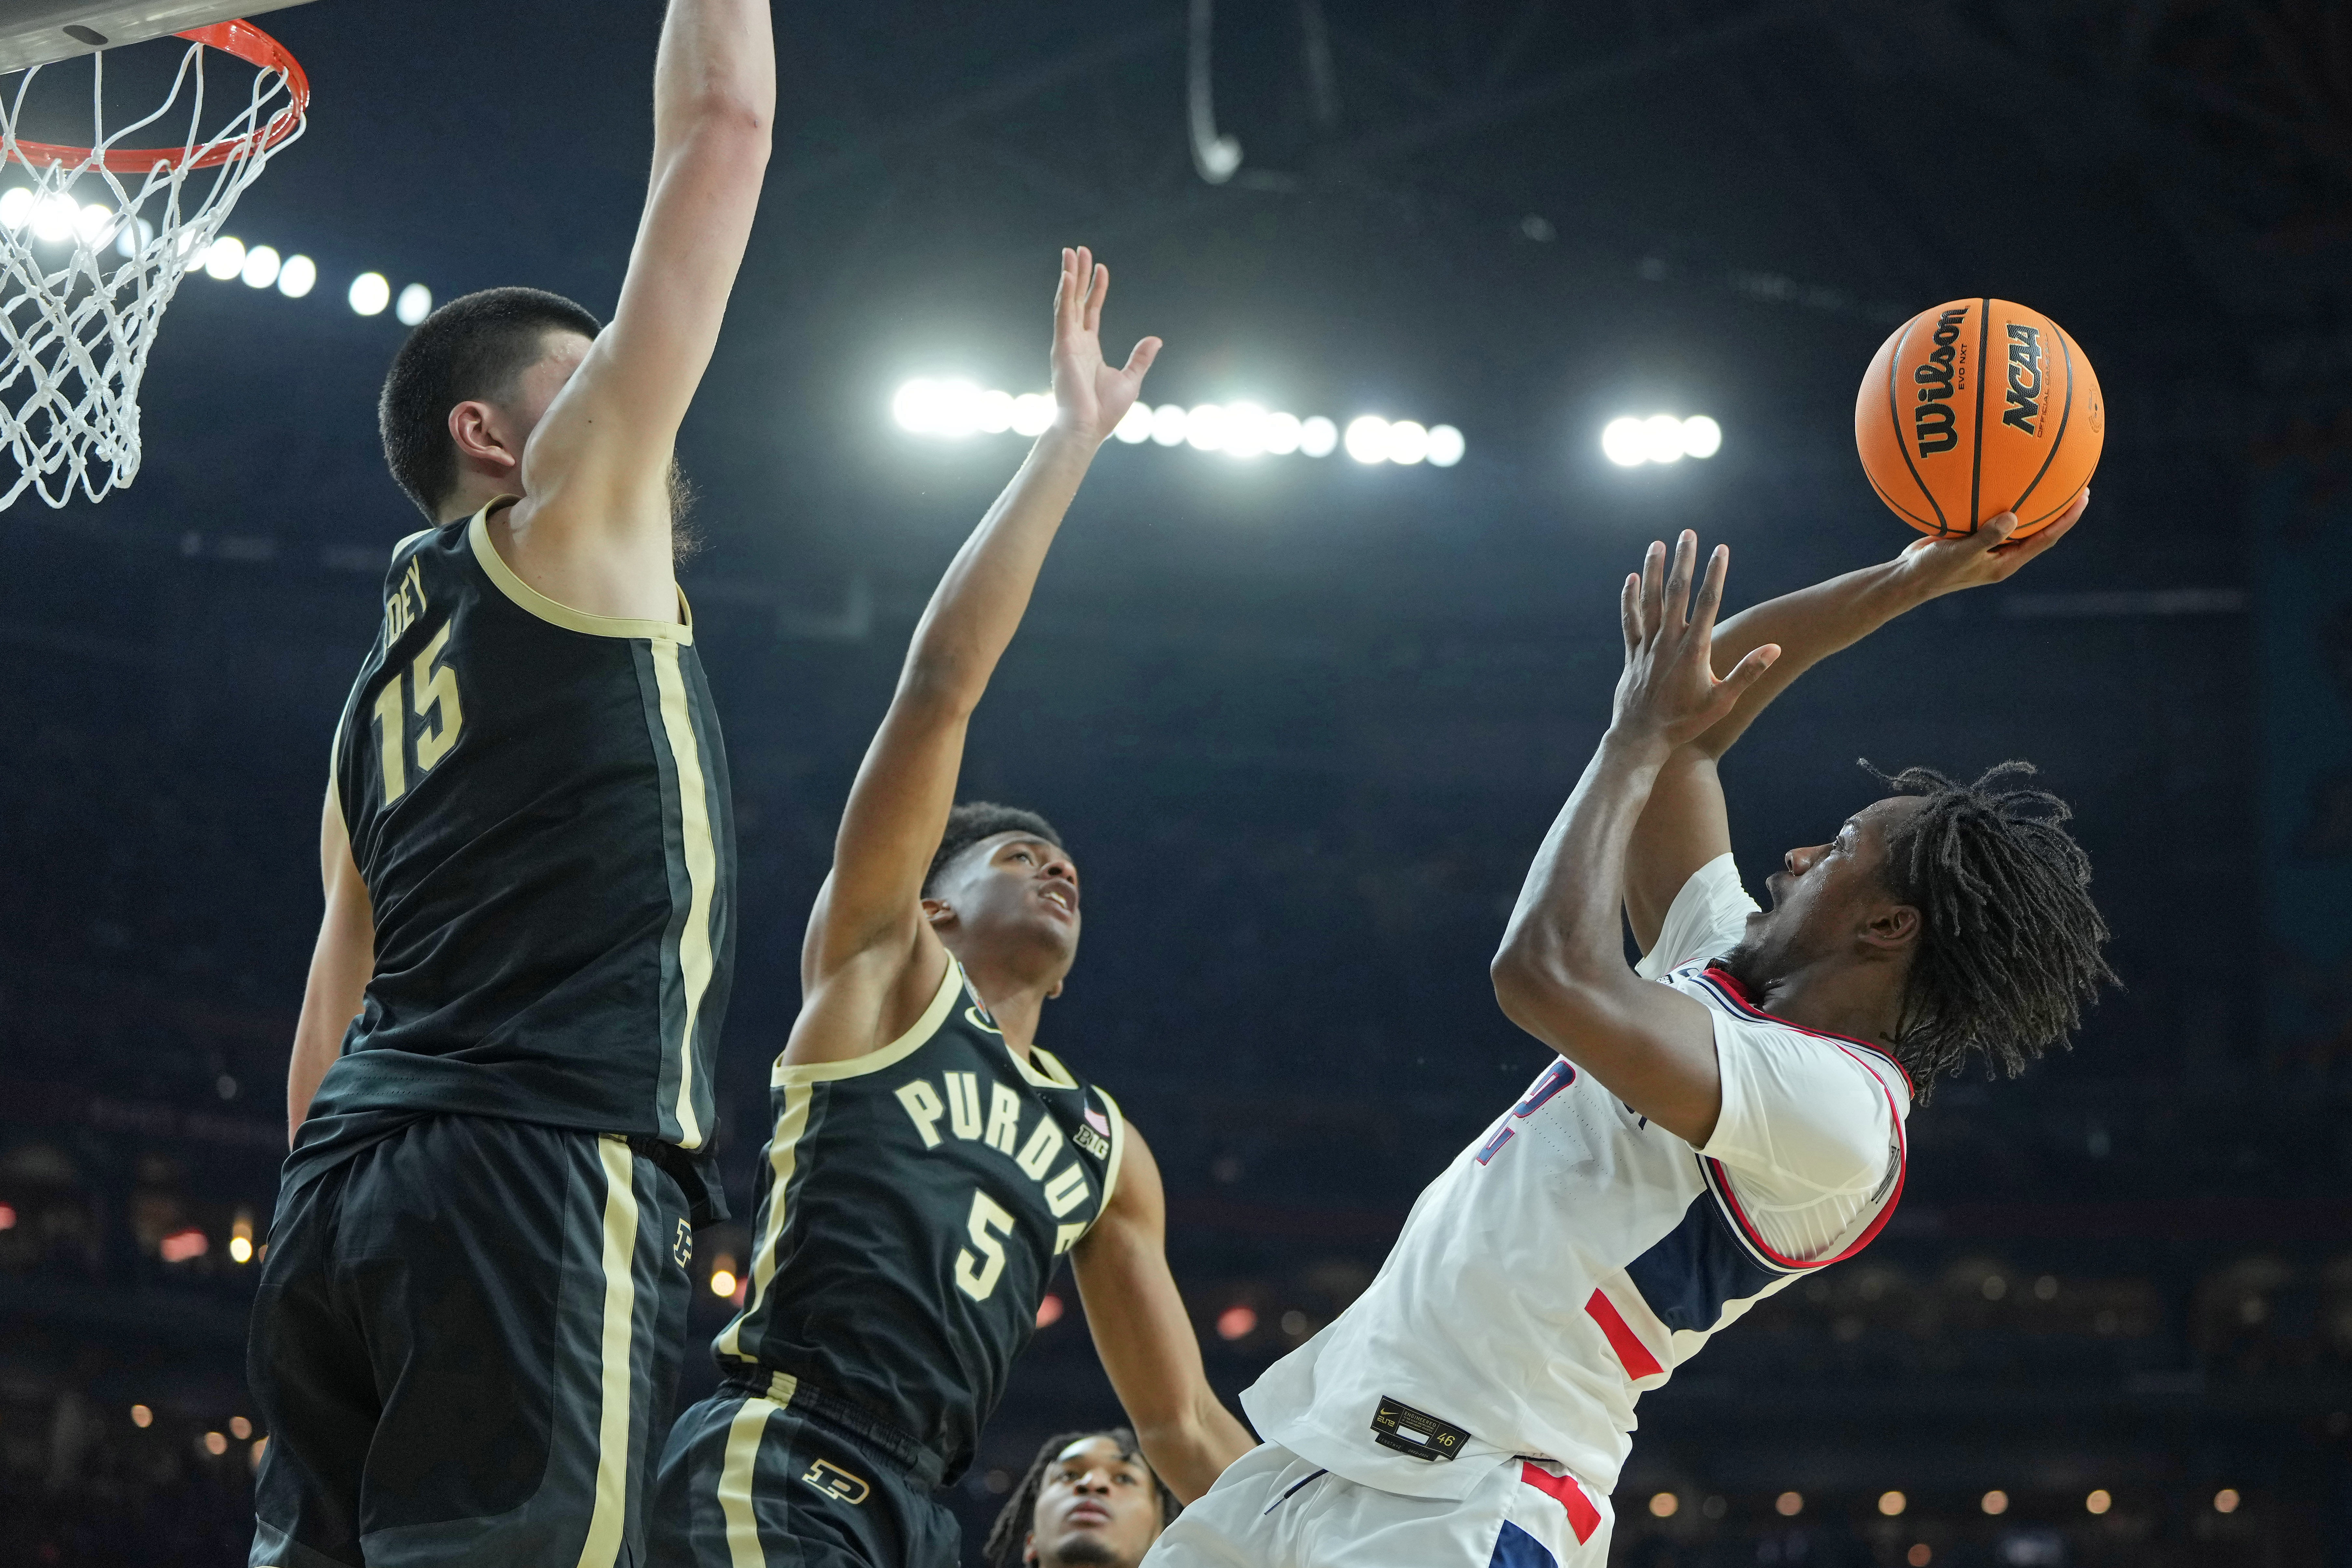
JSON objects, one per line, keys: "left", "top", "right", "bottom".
{"left": 1475, "top": 1058, "right": 1577, "bottom": 1166}
{"left": 894, "top": 1071, "right": 1096, "bottom": 1300}
{"left": 1912, "top": 305, "right": 1969, "bottom": 455}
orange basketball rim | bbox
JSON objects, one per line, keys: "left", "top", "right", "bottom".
{"left": 1855, "top": 297, "right": 2105, "bottom": 540}
{"left": 3, "top": 20, "right": 307, "bottom": 174}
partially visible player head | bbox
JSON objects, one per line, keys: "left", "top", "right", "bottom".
{"left": 922, "top": 802, "right": 1078, "bottom": 995}
{"left": 1720, "top": 761, "right": 2112, "bottom": 1098}
{"left": 983, "top": 1429, "right": 1177, "bottom": 1568}
{"left": 379, "top": 286, "right": 602, "bottom": 523}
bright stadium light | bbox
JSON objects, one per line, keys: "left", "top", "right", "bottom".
{"left": 0, "top": 187, "right": 29, "bottom": 230}
{"left": 31, "top": 193, "right": 76, "bottom": 243}
{"left": 202, "top": 234, "right": 245, "bottom": 281}
{"left": 1640, "top": 414, "right": 1686, "bottom": 464}
{"left": 1010, "top": 392, "right": 1054, "bottom": 437}
{"left": 240, "top": 245, "right": 281, "bottom": 290}
{"left": 930, "top": 380, "right": 983, "bottom": 438}
{"left": 395, "top": 282, "right": 433, "bottom": 326}
{"left": 976, "top": 388, "right": 1016, "bottom": 435}
{"left": 1605, "top": 412, "right": 1722, "bottom": 466}
{"left": 1184, "top": 403, "right": 1226, "bottom": 452}
{"left": 75, "top": 202, "right": 111, "bottom": 245}
{"left": 277, "top": 254, "right": 317, "bottom": 298}
{"left": 1344, "top": 415, "right": 1390, "bottom": 464}
{"left": 1382, "top": 419, "right": 1430, "bottom": 465}
{"left": 1264, "top": 411, "right": 1303, "bottom": 455}
{"left": 1602, "top": 417, "right": 1647, "bottom": 466}
{"left": 1299, "top": 415, "right": 1338, "bottom": 457}
{"left": 1427, "top": 424, "right": 1465, "bottom": 467}
{"left": 892, "top": 378, "right": 940, "bottom": 432}
{"left": 1113, "top": 403, "right": 1153, "bottom": 443}
{"left": 1150, "top": 403, "right": 1187, "bottom": 447}
{"left": 349, "top": 271, "right": 391, "bottom": 316}
{"left": 1222, "top": 401, "right": 1269, "bottom": 458}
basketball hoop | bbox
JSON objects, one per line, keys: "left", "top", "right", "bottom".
{"left": 0, "top": 20, "right": 306, "bottom": 508}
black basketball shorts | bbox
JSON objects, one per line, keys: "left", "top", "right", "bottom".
{"left": 650, "top": 1385, "right": 961, "bottom": 1568}
{"left": 246, "top": 1115, "right": 693, "bottom": 1568}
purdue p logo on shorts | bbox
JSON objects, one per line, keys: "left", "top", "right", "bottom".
{"left": 1370, "top": 1395, "right": 1472, "bottom": 1462}
{"left": 801, "top": 1459, "right": 871, "bottom": 1505}
{"left": 673, "top": 1219, "right": 694, "bottom": 1268}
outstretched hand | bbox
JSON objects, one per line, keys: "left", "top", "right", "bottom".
{"left": 1050, "top": 245, "right": 1162, "bottom": 445}
{"left": 1613, "top": 532, "right": 1780, "bottom": 755}
{"left": 1891, "top": 487, "right": 2089, "bottom": 600}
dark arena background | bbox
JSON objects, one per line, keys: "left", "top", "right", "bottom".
{"left": 4, "top": 2, "right": 2350, "bottom": 1564}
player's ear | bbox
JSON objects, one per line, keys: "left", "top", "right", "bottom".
{"left": 448, "top": 398, "right": 521, "bottom": 476}
{"left": 920, "top": 895, "right": 955, "bottom": 932}
{"left": 1045, "top": 978, "right": 1064, "bottom": 1000}
{"left": 1859, "top": 902, "right": 1919, "bottom": 955}
{"left": 1021, "top": 1532, "right": 1039, "bottom": 1566}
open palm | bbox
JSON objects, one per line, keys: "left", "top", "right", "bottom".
{"left": 1050, "top": 245, "right": 1161, "bottom": 443}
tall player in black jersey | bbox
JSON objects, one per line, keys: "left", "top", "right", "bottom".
{"left": 653, "top": 247, "right": 1253, "bottom": 1566}
{"left": 247, "top": 3, "right": 771, "bottom": 1565}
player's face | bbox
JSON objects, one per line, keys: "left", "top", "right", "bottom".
{"left": 932, "top": 833, "right": 1082, "bottom": 977}
{"left": 1023, "top": 1436, "right": 1163, "bottom": 1568}
{"left": 1731, "top": 796, "right": 1923, "bottom": 980}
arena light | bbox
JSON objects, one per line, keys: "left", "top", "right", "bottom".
{"left": 892, "top": 381, "right": 1460, "bottom": 470}
{"left": 1215, "top": 1304, "right": 1258, "bottom": 1339}
{"left": 2213, "top": 1489, "right": 2240, "bottom": 1514}
{"left": 1113, "top": 404, "right": 1153, "bottom": 443}
{"left": 230, "top": 1416, "right": 253, "bottom": 1440}
{"left": 1878, "top": 1490, "right": 1906, "bottom": 1517}
{"left": 1034, "top": 1291, "right": 1065, "bottom": 1328}
{"left": 1344, "top": 415, "right": 1388, "bottom": 464}
{"left": 1775, "top": 1492, "right": 1803, "bottom": 1517}
{"left": 240, "top": 244, "right": 281, "bottom": 290}
{"left": 1603, "top": 413, "right": 1722, "bottom": 467}
{"left": 159, "top": 1227, "right": 209, "bottom": 1263}
{"left": 2084, "top": 1489, "right": 2112, "bottom": 1516}
{"left": 130, "top": 1404, "right": 153, "bottom": 1428}
{"left": 1648, "top": 1493, "right": 1678, "bottom": 1519}
{"left": 277, "top": 254, "right": 316, "bottom": 298}
{"left": 1981, "top": 1490, "right": 2009, "bottom": 1516}
{"left": 395, "top": 282, "right": 433, "bottom": 326}
{"left": 348, "top": 271, "right": 391, "bottom": 316}
{"left": 708, "top": 1267, "right": 737, "bottom": 1298}
{"left": 1298, "top": 415, "right": 1338, "bottom": 457}
{"left": 202, "top": 1431, "right": 228, "bottom": 1457}
{"left": 202, "top": 234, "right": 246, "bottom": 281}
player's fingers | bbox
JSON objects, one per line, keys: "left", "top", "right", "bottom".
{"left": 1974, "top": 512, "right": 2019, "bottom": 553}
{"left": 2011, "top": 504, "right": 2082, "bottom": 562}
{"left": 1055, "top": 248, "right": 1078, "bottom": 329}
{"left": 1663, "top": 531, "right": 1697, "bottom": 629}
{"left": 1720, "top": 643, "right": 1781, "bottom": 701}
{"left": 1621, "top": 572, "right": 1643, "bottom": 652}
{"left": 1690, "top": 543, "right": 1730, "bottom": 636}
{"left": 1639, "top": 541, "right": 1666, "bottom": 642}
{"left": 1086, "top": 262, "right": 1109, "bottom": 334}
{"left": 1121, "top": 336, "right": 1162, "bottom": 381}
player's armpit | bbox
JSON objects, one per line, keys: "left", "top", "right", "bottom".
{"left": 1490, "top": 961, "right": 1724, "bottom": 1146}
{"left": 1071, "top": 1123, "right": 1255, "bottom": 1503}
{"left": 288, "top": 788, "right": 373, "bottom": 1143}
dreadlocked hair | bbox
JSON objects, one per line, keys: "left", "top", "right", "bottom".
{"left": 1868, "top": 760, "right": 2116, "bottom": 1099}
{"left": 981, "top": 1427, "right": 1179, "bottom": 1568}
{"left": 924, "top": 801, "right": 1064, "bottom": 896}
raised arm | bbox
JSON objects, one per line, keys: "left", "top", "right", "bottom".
{"left": 1491, "top": 535, "right": 1778, "bottom": 1144}
{"left": 1623, "top": 493, "right": 2086, "bottom": 950}
{"left": 782, "top": 249, "right": 1160, "bottom": 1068}
{"left": 497, "top": 0, "right": 776, "bottom": 622}
{"left": 287, "top": 788, "right": 372, "bottom": 1144}
{"left": 1071, "top": 1124, "right": 1255, "bottom": 1502}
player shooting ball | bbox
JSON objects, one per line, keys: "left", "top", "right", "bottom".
{"left": 1146, "top": 503, "right": 2115, "bottom": 1567}
{"left": 653, "top": 247, "right": 1253, "bottom": 1567}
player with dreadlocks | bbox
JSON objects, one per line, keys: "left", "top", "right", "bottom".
{"left": 984, "top": 1428, "right": 1180, "bottom": 1568}
{"left": 1145, "top": 502, "right": 2113, "bottom": 1568}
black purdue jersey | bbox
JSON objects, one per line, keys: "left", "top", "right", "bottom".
{"left": 309, "top": 502, "right": 736, "bottom": 1180}
{"left": 713, "top": 959, "right": 1123, "bottom": 1481}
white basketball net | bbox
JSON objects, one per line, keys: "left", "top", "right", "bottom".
{"left": 0, "top": 36, "right": 303, "bottom": 508}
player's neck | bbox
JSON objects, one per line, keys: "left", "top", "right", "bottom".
{"left": 957, "top": 962, "right": 1056, "bottom": 1057}
{"left": 1750, "top": 960, "right": 1905, "bottom": 1048}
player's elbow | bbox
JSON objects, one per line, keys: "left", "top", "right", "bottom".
{"left": 1491, "top": 935, "right": 1612, "bottom": 1040}
{"left": 662, "top": 94, "right": 774, "bottom": 167}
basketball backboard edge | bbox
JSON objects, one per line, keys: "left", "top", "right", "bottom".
{"left": 0, "top": 0, "right": 312, "bottom": 77}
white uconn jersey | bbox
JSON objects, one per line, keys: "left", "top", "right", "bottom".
{"left": 1243, "top": 855, "right": 1912, "bottom": 1502}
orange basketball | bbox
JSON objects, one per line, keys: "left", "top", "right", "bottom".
{"left": 1855, "top": 298, "right": 2103, "bottom": 538}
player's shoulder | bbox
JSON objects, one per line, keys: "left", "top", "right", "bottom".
{"left": 1673, "top": 962, "right": 1916, "bottom": 1103}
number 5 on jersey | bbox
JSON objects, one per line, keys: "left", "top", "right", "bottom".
{"left": 374, "top": 621, "right": 464, "bottom": 804}
{"left": 955, "top": 1188, "right": 1015, "bottom": 1302}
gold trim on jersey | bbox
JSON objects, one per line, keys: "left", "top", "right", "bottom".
{"left": 390, "top": 524, "right": 434, "bottom": 566}
{"left": 1012, "top": 1040, "right": 1081, "bottom": 1092}
{"left": 652, "top": 638, "right": 718, "bottom": 1149}
{"left": 466, "top": 499, "right": 694, "bottom": 643}
{"left": 769, "top": 956, "right": 964, "bottom": 1087}
{"left": 717, "top": 1082, "right": 813, "bottom": 1364}
{"left": 717, "top": 1395, "right": 780, "bottom": 1568}
{"left": 577, "top": 1138, "right": 641, "bottom": 1568}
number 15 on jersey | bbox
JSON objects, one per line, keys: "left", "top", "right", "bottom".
{"left": 374, "top": 620, "right": 464, "bottom": 805}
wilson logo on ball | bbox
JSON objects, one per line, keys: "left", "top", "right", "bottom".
{"left": 1858, "top": 297, "right": 2104, "bottom": 540}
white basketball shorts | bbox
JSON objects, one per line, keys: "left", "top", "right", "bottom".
{"left": 1141, "top": 1442, "right": 1613, "bottom": 1568}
